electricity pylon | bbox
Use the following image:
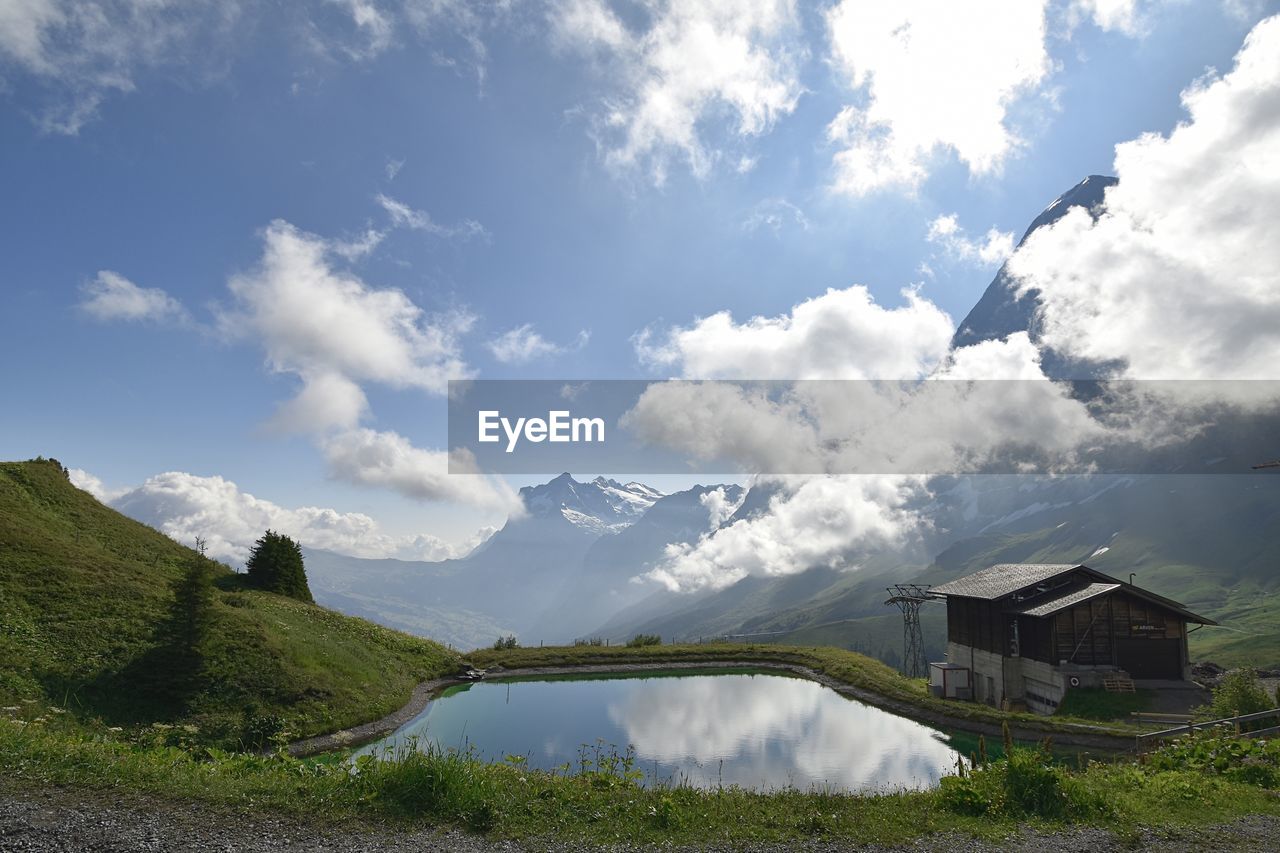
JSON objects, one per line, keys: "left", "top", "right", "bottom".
{"left": 885, "top": 584, "right": 935, "bottom": 679}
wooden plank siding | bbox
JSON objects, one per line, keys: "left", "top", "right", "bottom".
{"left": 947, "top": 589, "right": 1187, "bottom": 667}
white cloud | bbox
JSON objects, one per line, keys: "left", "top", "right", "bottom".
{"left": 1008, "top": 14, "right": 1280, "bottom": 380}
{"left": 699, "top": 485, "right": 745, "bottom": 529}
{"left": 634, "top": 285, "right": 954, "bottom": 380}
{"left": 67, "top": 467, "right": 126, "bottom": 502}
{"left": 551, "top": 0, "right": 803, "bottom": 184}
{"left": 487, "top": 324, "right": 589, "bottom": 364}
{"left": 742, "top": 198, "right": 810, "bottom": 234}
{"left": 825, "top": 1, "right": 1052, "bottom": 195}
{"left": 926, "top": 214, "right": 1016, "bottom": 267}
{"left": 266, "top": 371, "right": 370, "bottom": 433}
{"left": 375, "top": 193, "right": 489, "bottom": 240}
{"left": 322, "top": 427, "right": 522, "bottom": 512}
{"left": 330, "top": 227, "right": 387, "bottom": 261}
{"left": 105, "top": 469, "right": 490, "bottom": 564}
{"left": 0, "top": 0, "right": 241, "bottom": 134}
{"left": 222, "top": 219, "right": 474, "bottom": 431}
{"left": 385, "top": 157, "right": 405, "bottom": 180}
{"left": 330, "top": 0, "right": 395, "bottom": 58}
{"left": 644, "top": 475, "right": 926, "bottom": 592}
{"left": 78, "top": 270, "right": 189, "bottom": 324}
{"left": 1067, "top": 0, "right": 1141, "bottom": 35}
{"left": 401, "top": 0, "right": 517, "bottom": 88}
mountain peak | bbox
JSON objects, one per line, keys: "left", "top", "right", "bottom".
{"left": 951, "top": 174, "right": 1117, "bottom": 361}
{"left": 518, "top": 474, "right": 665, "bottom": 535}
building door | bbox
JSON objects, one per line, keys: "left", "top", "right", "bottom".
{"left": 1116, "top": 638, "right": 1181, "bottom": 679}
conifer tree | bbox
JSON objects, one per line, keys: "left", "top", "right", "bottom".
{"left": 245, "top": 530, "right": 313, "bottom": 603}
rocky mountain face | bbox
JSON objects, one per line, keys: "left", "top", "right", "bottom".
{"left": 951, "top": 175, "right": 1115, "bottom": 356}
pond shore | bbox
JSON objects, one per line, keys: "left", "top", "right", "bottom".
{"left": 286, "top": 654, "right": 1136, "bottom": 757}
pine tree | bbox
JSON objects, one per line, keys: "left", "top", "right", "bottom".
{"left": 245, "top": 530, "right": 313, "bottom": 603}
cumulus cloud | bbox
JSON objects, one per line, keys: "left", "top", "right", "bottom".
{"left": 700, "top": 485, "right": 745, "bottom": 529}
{"left": 322, "top": 427, "right": 522, "bottom": 512}
{"left": 67, "top": 467, "right": 126, "bottom": 502}
{"left": 634, "top": 285, "right": 954, "bottom": 380}
{"left": 105, "top": 469, "right": 491, "bottom": 564}
{"left": 222, "top": 219, "right": 474, "bottom": 431}
{"left": 926, "top": 214, "right": 1016, "bottom": 267}
{"left": 1007, "top": 14, "right": 1280, "bottom": 381}
{"left": 487, "top": 324, "right": 589, "bottom": 364}
{"left": 78, "top": 271, "right": 189, "bottom": 324}
{"left": 551, "top": 0, "right": 803, "bottom": 184}
{"left": 645, "top": 475, "right": 926, "bottom": 592}
{"left": 825, "top": 1, "right": 1052, "bottom": 195}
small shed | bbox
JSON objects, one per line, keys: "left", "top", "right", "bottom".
{"left": 930, "top": 563, "right": 1215, "bottom": 714}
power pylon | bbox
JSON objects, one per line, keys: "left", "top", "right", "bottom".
{"left": 885, "top": 584, "right": 935, "bottom": 678}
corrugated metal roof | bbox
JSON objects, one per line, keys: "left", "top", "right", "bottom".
{"left": 1012, "top": 582, "right": 1120, "bottom": 617}
{"left": 931, "top": 564, "right": 1081, "bottom": 600}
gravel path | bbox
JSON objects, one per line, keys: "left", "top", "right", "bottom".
{"left": 3, "top": 785, "right": 1279, "bottom": 852}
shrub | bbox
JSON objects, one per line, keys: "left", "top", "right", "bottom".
{"left": 626, "top": 634, "right": 661, "bottom": 648}
{"left": 1147, "top": 730, "right": 1280, "bottom": 788}
{"left": 938, "top": 744, "right": 1103, "bottom": 820}
{"left": 493, "top": 635, "right": 519, "bottom": 650}
{"left": 1198, "top": 669, "right": 1274, "bottom": 721}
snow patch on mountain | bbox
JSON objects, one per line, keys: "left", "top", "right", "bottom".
{"left": 519, "top": 473, "right": 664, "bottom": 535}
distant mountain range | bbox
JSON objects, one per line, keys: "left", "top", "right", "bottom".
{"left": 300, "top": 175, "right": 1280, "bottom": 665}
{"left": 305, "top": 473, "right": 743, "bottom": 648}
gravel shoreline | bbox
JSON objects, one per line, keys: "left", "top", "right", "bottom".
{"left": 3, "top": 783, "right": 1279, "bottom": 852}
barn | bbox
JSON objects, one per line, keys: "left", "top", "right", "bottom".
{"left": 929, "top": 563, "right": 1216, "bottom": 715}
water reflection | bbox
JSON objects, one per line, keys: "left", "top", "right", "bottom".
{"left": 354, "top": 671, "right": 959, "bottom": 793}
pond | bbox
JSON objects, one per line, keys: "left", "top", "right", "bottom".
{"left": 353, "top": 668, "right": 962, "bottom": 793}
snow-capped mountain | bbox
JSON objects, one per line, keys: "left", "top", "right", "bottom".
{"left": 520, "top": 473, "right": 664, "bottom": 534}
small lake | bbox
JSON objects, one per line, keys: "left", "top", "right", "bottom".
{"left": 353, "top": 669, "right": 962, "bottom": 793}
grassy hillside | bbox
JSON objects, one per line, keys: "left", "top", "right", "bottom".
{"left": 0, "top": 458, "right": 458, "bottom": 747}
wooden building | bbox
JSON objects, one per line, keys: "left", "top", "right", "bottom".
{"left": 930, "top": 564, "right": 1215, "bottom": 714}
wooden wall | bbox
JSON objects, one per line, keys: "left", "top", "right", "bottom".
{"left": 947, "top": 590, "right": 1187, "bottom": 670}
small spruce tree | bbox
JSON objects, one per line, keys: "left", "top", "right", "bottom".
{"left": 245, "top": 530, "right": 313, "bottom": 603}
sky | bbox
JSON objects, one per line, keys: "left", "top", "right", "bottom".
{"left": 2, "top": 0, "right": 1278, "bottom": 567}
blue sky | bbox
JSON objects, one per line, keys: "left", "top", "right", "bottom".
{"left": 2, "top": 0, "right": 1277, "bottom": 561}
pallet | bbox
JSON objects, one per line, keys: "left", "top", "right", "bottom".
{"left": 1104, "top": 674, "right": 1136, "bottom": 693}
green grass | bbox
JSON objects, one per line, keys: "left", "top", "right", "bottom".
{"left": 3, "top": 706, "right": 1278, "bottom": 848}
{"left": 0, "top": 458, "right": 459, "bottom": 747}
{"left": 1056, "top": 688, "right": 1153, "bottom": 721}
